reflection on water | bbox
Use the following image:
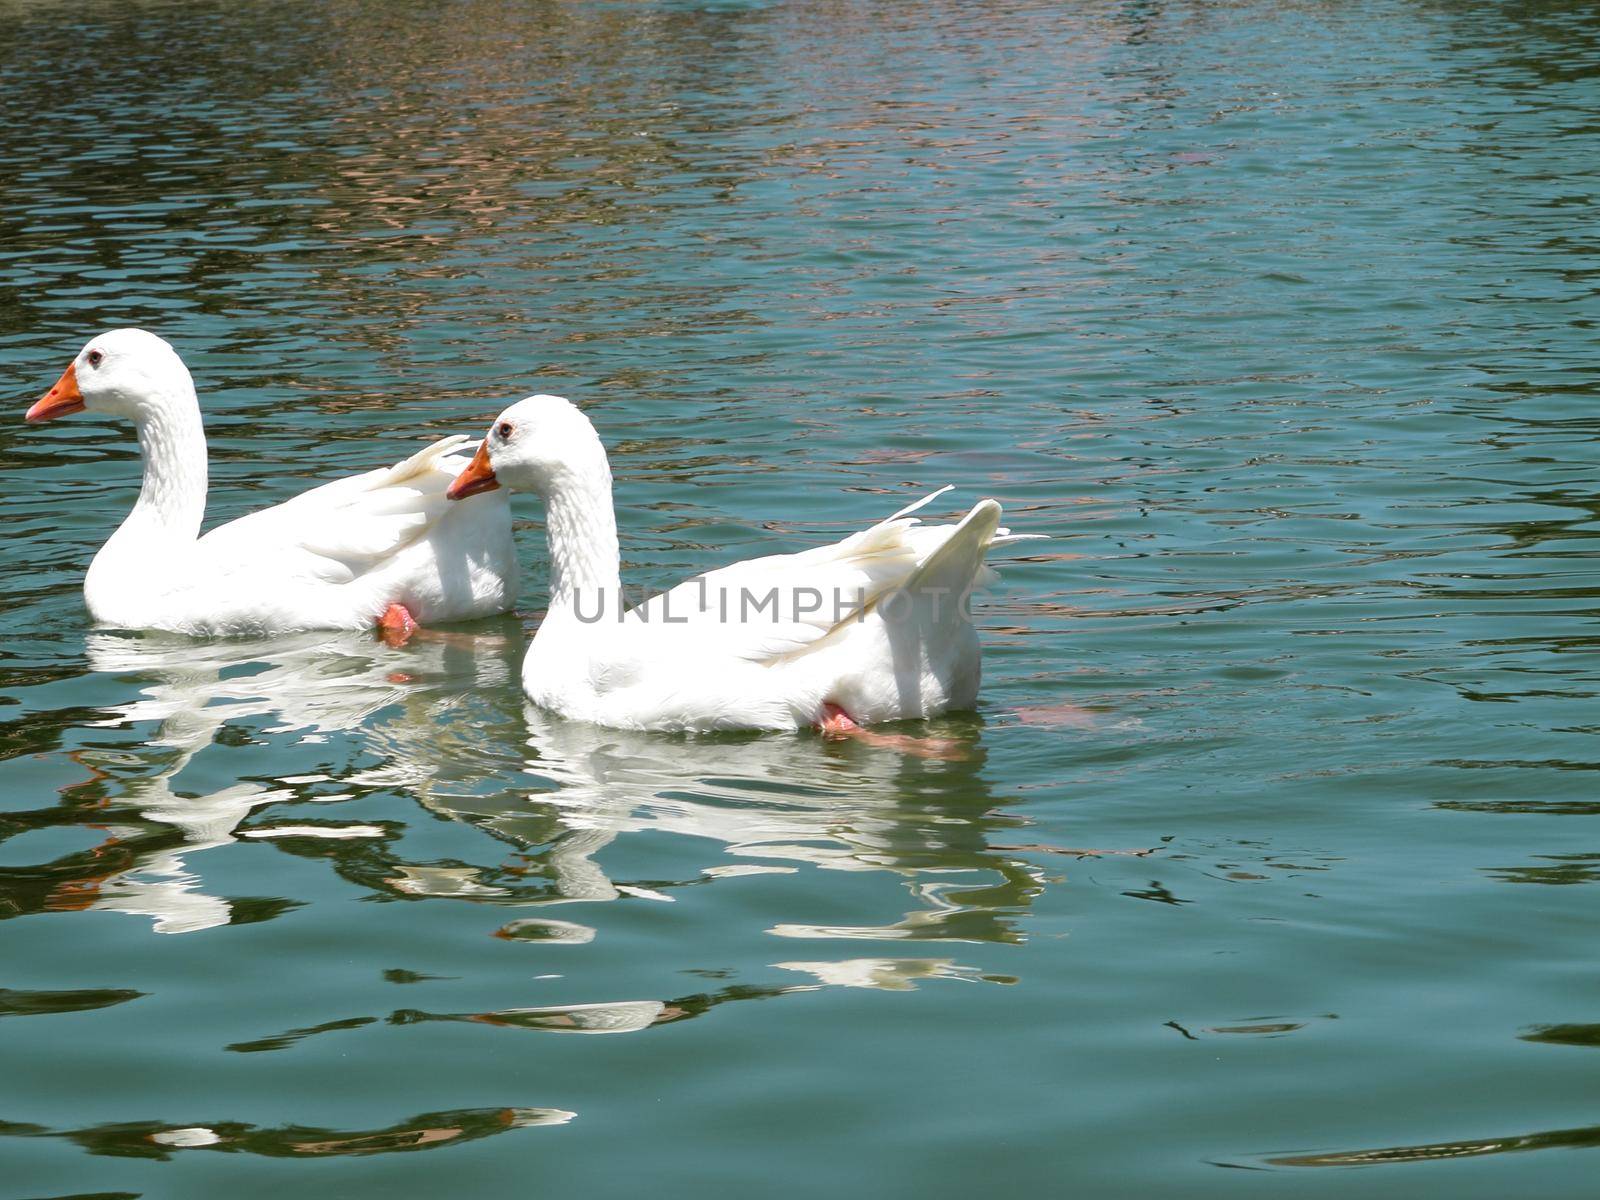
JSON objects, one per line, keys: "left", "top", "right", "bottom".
{"left": 1, "top": 625, "right": 1049, "bottom": 1046}
{"left": 1484, "top": 854, "right": 1600, "bottom": 886}
{"left": 1264, "top": 1120, "right": 1600, "bottom": 1169}
{"left": 775, "top": 958, "right": 1015, "bottom": 991}
{"left": 413, "top": 708, "right": 1052, "bottom": 951}
{"left": 0, "top": 1105, "right": 573, "bottom": 1161}
{"left": 231, "top": 962, "right": 1018, "bottom": 1054}
{"left": 0, "top": 629, "right": 519, "bottom": 933}
{"left": 1522, "top": 1024, "right": 1600, "bottom": 1050}
{"left": 0, "top": 986, "right": 143, "bottom": 1019}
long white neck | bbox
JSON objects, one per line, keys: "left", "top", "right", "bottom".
{"left": 87, "top": 381, "right": 209, "bottom": 617}
{"left": 541, "top": 458, "right": 622, "bottom": 618}
{"left": 120, "top": 387, "right": 209, "bottom": 547}
{"left": 84, "top": 380, "right": 209, "bottom": 624}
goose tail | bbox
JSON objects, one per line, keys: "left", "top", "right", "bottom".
{"left": 894, "top": 498, "right": 1004, "bottom": 638}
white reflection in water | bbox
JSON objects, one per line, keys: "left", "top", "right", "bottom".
{"left": 67, "top": 628, "right": 1060, "bottom": 1066}
{"left": 70, "top": 628, "right": 516, "bottom": 933}
{"left": 70, "top": 626, "right": 1045, "bottom": 986}
{"left": 773, "top": 958, "right": 1007, "bottom": 991}
{"left": 409, "top": 704, "right": 1050, "bottom": 954}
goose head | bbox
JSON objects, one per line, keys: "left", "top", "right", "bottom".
{"left": 448, "top": 394, "right": 607, "bottom": 500}
{"left": 28, "top": 329, "right": 195, "bottom": 424}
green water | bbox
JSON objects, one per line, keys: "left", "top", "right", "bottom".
{"left": 3, "top": 0, "right": 1599, "bottom": 1194}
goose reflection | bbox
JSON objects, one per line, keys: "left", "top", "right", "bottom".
{"left": 0, "top": 627, "right": 520, "bottom": 934}
{"left": 371, "top": 704, "right": 1050, "bottom": 949}
{"left": 223, "top": 705, "right": 1039, "bottom": 1046}
{"left": 8, "top": 622, "right": 1050, "bottom": 1004}
{"left": 254, "top": 713, "right": 1046, "bottom": 1044}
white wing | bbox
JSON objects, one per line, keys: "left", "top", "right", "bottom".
{"left": 196, "top": 436, "right": 472, "bottom": 585}
{"left": 617, "top": 487, "right": 1040, "bottom": 668}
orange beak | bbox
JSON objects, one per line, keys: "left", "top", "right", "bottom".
{"left": 447, "top": 439, "right": 500, "bottom": 500}
{"left": 27, "top": 361, "right": 86, "bottom": 422}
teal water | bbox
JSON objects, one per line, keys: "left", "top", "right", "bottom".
{"left": 3, "top": 0, "right": 1600, "bottom": 1194}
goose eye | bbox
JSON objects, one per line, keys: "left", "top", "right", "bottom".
{"left": 496, "top": 421, "right": 514, "bottom": 439}
{"left": 86, "top": 350, "right": 103, "bottom": 367}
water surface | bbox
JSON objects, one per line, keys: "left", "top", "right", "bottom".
{"left": 3, "top": 0, "right": 1599, "bottom": 1195}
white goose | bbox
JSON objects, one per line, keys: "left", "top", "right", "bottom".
{"left": 26, "top": 329, "right": 517, "bottom": 637}
{"left": 446, "top": 394, "right": 1040, "bottom": 735}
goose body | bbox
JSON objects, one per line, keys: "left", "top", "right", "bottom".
{"left": 27, "top": 330, "right": 517, "bottom": 635}
{"left": 447, "top": 394, "right": 1039, "bottom": 732}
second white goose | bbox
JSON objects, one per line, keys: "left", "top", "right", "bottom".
{"left": 446, "top": 393, "right": 1040, "bottom": 734}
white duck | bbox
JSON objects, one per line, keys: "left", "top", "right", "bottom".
{"left": 26, "top": 329, "right": 517, "bottom": 637}
{"left": 446, "top": 394, "right": 1040, "bottom": 735}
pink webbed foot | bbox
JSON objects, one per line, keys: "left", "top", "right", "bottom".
{"left": 815, "top": 702, "right": 969, "bottom": 761}
{"left": 817, "top": 701, "right": 861, "bottom": 738}
{"left": 377, "top": 603, "right": 420, "bottom": 648}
